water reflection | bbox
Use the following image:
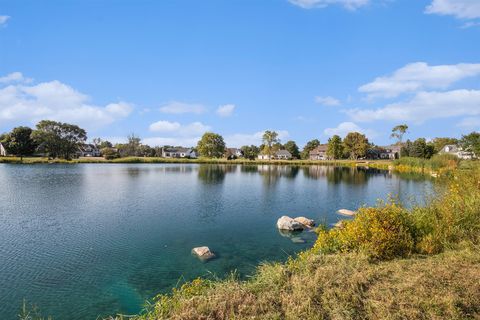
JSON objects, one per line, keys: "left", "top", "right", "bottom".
{"left": 197, "top": 165, "right": 236, "bottom": 184}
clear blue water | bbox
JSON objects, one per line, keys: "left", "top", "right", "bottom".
{"left": 0, "top": 164, "right": 432, "bottom": 319}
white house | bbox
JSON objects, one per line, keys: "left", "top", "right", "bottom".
{"left": 440, "top": 144, "right": 475, "bottom": 160}
{"left": 225, "top": 148, "right": 243, "bottom": 159}
{"left": 0, "top": 142, "right": 6, "bottom": 156}
{"left": 309, "top": 145, "right": 328, "bottom": 160}
{"left": 258, "top": 149, "right": 292, "bottom": 160}
{"left": 162, "top": 147, "right": 197, "bottom": 158}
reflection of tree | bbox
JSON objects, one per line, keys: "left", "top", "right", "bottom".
{"left": 325, "top": 167, "right": 370, "bottom": 185}
{"left": 197, "top": 165, "right": 236, "bottom": 184}
{"left": 258, "top": 165, "right": 299, "bottom": 186}
{"left": 240, "top": 165, "right": 258, "bottom": 174}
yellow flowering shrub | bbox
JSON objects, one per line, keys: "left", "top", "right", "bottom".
{"left": 315, "top": 204, "right": 415, "bottom": 260}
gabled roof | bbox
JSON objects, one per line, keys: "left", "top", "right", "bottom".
{"left": 275, "top": 149, "right": 292, "bottom": 156}
{"left": 310, "top": 144, "right": 328, "bottom": 154}
{"left": 163, "top": 147, "right": 192, "bottom": 153}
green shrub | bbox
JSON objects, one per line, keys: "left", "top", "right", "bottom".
{"left": 315, "top": 204, "right": 416, "bottom": 260}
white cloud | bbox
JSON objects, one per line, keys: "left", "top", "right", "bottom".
{"left": 159, "top": 101, "right": 206, "bottom": 114}
{"left": 149, "top": 120, "right": 210, "bottom": 135}
{"left": 224, "top": 130, "right": 290, "bottom": 148}
{"left": 288, "top": 0, "right": 370, "bottom": 10}
{"left": 457, "top": 117, "right": 480, "bottom": 129}
{"left": 146, "top": 121, "right": 211, "bottom": 147}
{"left": 315, "top": 96, "right": 341, "bottom": 106}
{"left": 149, "top": 120, "right": 181, "bottom": 132}
{"left": 324, "top": 121, "right": 376, "bottom": 138}
{"left": 216, "top": 104, "right": 235, "bottom": 117}
{"left": 0, "top": 15, "right": 10, "bottom": 26}
{"left": 426, "top": 0, "right": 480, "bottom": 20}
{"left": 0, "top": 74, "right": 133, "bottom": 130}
{"left": 347, "top": 89, "right": 480, "bottom": 123}
{"left": 359, "top": 62, "right": 480, "bottom": 99}
{"left": 0, "top": 72, "right": 32, "bottom": 84}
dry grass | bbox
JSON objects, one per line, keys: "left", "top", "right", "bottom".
{"left": 117, "top": 247, "right": 480, "bottom": 320}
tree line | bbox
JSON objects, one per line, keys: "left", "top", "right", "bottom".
{"left": 1, "top": 120, "right": 479, "bottom": 160}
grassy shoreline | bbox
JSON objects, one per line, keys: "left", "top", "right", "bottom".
{"left": 107, "top": 163, "right": 480, "bottom": 320}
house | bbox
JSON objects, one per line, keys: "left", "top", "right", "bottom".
{"left": 275, "top": 150, "right": 292, "bottom": 160}
{"left": 368, "top": 145, "right": 401, "bottom": 160}
{"left": 440, "top": 144, "right": 475, "bottom": 160}
{"left": 161, "top": 147, "right": 197, "bottom": 158}
{"left": 309, "top": 144, "right": 328, "bottom": 160}
{"left": 78, "top": 144, "right": 101, "bottom": 157}
{"left": 0, "top": 142, "right": 6, "bottom": 156}
{"left": 225, "top": 148, "right": 243, "bottom": 159}
{"left": 258, "top": 149, "right": 292, "bottom": 160}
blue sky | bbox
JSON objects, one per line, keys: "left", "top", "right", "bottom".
{"left": 1, "top": 0, "right": 479, "bottom": 147}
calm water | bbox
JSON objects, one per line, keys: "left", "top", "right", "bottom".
{"left": 0, "top": 164, "right": 431, "bottom": 319}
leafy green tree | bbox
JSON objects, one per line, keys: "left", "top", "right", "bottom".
{"left": 283, "top": 140, "right": 300, "bottom": 159}
{"left": 460, "top": 132, "right": 480, "bottom": 156}
{"left": 32, "top": 120, "right": 87, "bottom": 159}
{"left": 92, "top": 137, "right": 113, "bottom": 149}
{"left": 261, "top": 131, "right": 279, "bottom": 158}
{"left": 241, "top": 145, "right": 260, "bottom": 160}
{"left": 390, "top": 124, "right": 409, "bottom": 144}
{"left": 400, "top": 139, "right": 413, "bottom": 157}
{"left": 326, "top": 135, "right": 344, "bottom": 159}
{"left": 101, "top": 147, "right": 119, "bottom": 160}
{"left": 197, "top": 132, "right": 226, "bottom": 158}
{"left": 343, "top": 132, "right": 369, "bottom": 160}
{"left": 410, "top": 138, "right": 435, "bottom": 159}
{"left": 2, "top": 126, "right": 36, "bottom": 160}
{"left": 301, "top": 139, "right": 320, "bottom": 159}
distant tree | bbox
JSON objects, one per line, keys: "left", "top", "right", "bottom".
{"left": 431, "top": 137, "right": 459, "bottom": 153}
{"left": 460, "top": 132, "right": 480, "bottom": 156}
{"left": 390, "top": 124, "right": 409, "bottom": 144}
{"left": 301, "top": 139, "right": 320, "bottom": 159}
{"left": 92, "top": 137, "right": 113, "bottom": 149}
{"left": 101, "top": 147, "right": 119, "bottom": 160}
{"left": 400, "top": 139, "right": 413, "bottom": 157}
{"left": 139, "top": 144, "right": 155, "bottom": 157}
{"left": 343, "top": 132, "right": 369, "bottom": 160}
{"left": 241, "top": 145, "right": 260, "bottom": 160}
{"left": 261, "top": 131, "right": 279, "bottom": 158}
{"left": 283, "top": 140, "right": 300, "bottom": 159}
{"left": 32, "top": 120, "right": 87, "bottom": 159}
{"left": 2, "top": 126, "right": 36, "bottom": 160}
{"left": 123, "top": 134, "right": 142, "bottom": 157}
{"left": 409, "top": 138, "right": 435, "bottom": 159}
{"left": 197, "top": 132, "right": 226, "bottom": 158}
{"left": 326, "top": 135, "right": 344, "bottom": 159}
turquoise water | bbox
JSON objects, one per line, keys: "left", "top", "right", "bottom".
{"left": 0, "top": 164, "right": 431, "bottom": 319}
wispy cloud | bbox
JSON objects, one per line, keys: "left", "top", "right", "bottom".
{"left": 159, "top": 101, "right": 206, "bottom": 114}
{"left": 288, "top": 0, "right": 370, "bottom": 10}
{"left": 425, "top": 0, "right": 480, "bottom": 20}
{"left": 0, "top": 72, "right": 32, "bottom": 84}
{"left": 457, "top": 116, "right": 480, "bottom": 129}
{"left": 359, "top": 62, "right": 480, "bottom": 99}
{"left": 315, "top": 96, "right": 341, "bottom": 106}
{"left": 347, "top": 89, "right": 480, "bottom": 123}
{"left": 216, "top": 104, "right": 235, "bottom": 117}
{"left": 324, "top": 121, "right": 376, "bottom": 138}
{"left": 0, "top": 15, "right": 10, "bottom": 26}
{"left": 146, "top": 120, "right": 211, "bottom": 147}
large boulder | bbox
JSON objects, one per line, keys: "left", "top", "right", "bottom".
{"left": 337, "top": 209, "right": 357, "bottom": 216}
{"left": 192, "top": 246, "right": 215, "bottom": 260}
{"left": 294, "top": 217, "right": 315, "bottom": 228}
{"left": 277, "top": 216, "right": 304, "bottom": 231}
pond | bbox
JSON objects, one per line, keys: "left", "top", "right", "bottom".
{"left": 0, "top": 164, "right": 432, "bottom": 319}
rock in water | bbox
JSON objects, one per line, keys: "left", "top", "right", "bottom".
{"left": 192, "top": 246, "right": 215, "bottom": 260}
{"left": 337, "top": 209, "right": 357, "bottom": 216}
{"left": 277, "top": 216, "right": 304, "bottom": 231}
{"left": 294, "top": 217, "right": 315, "bottom": 228}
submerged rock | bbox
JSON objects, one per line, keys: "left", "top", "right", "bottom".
{"left": 337, "top": 209, "right": 357, "bottom": 216}
{"left": 192, "top": 246, "right": 215, "bottom": 260}
{"left": 291, "top": 237, "right": 306, "bottom": 244}
{"left": 294, "top": 217, "right": 315, "bottom": 228}
{"left": 277, "top": 216, "right": 304, "bottom": 231}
